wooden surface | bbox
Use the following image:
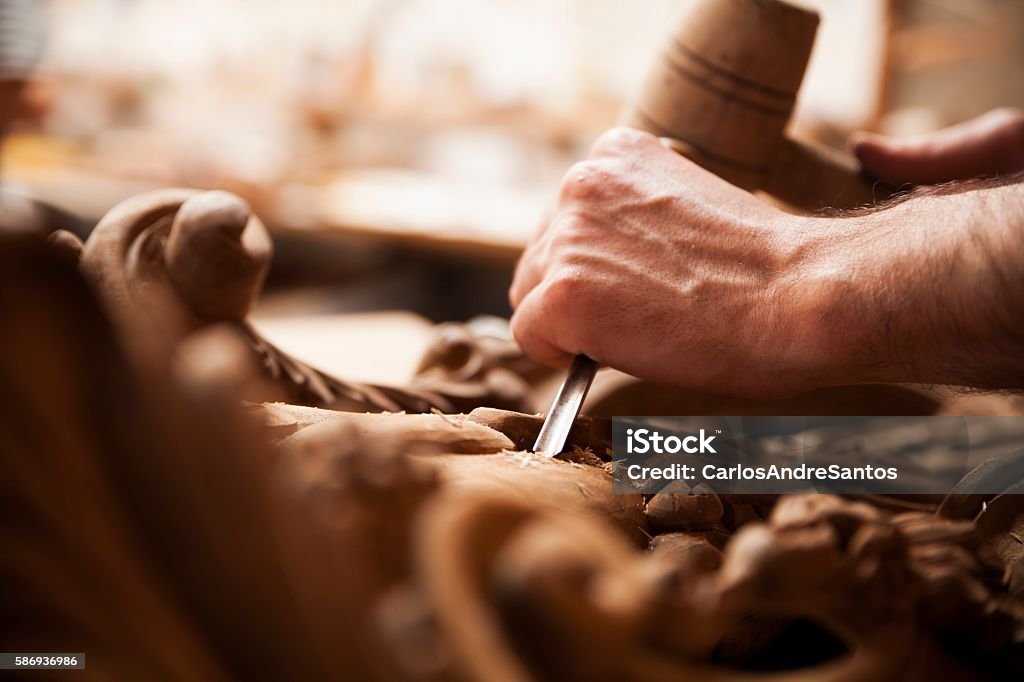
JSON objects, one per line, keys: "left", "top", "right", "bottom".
{"left": 251, "top": 310, "right": 436, "bottom": 386}
{"left": 1, "top": 139, "right": 543, "bottom": 261}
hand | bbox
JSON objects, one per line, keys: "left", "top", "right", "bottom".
{"left": 852, "top": 108, "right": 1024, "bottom": 185}
{"left": 510, "top": 120, "right": 1024, "bottom": 397}
{"left": 509, "top": 127, "right": 842, "bottom": 398}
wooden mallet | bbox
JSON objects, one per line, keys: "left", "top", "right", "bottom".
{"left": 626, "top": 0, "right": 893, "bottom": 210}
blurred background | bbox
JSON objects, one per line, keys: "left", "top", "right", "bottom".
{"left": 2, "top": 0, "right": 1023, "bottom": 383}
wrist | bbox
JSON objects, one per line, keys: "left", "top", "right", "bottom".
{"left": 770, "top": 211, "right": 902, "bottom": 390}
{"left": 782, "top": 184, "right": 1024, "bottom": 391}
{"left": 731, "top": 213, "right": 849, "bottom": 396}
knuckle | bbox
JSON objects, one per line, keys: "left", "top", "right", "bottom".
{"left": 560, "top": 160, "right": 607, "bottom": 201}
{"left": 591, "top": 126, "right": 658, "bottom": 156}
{"left": 511, "top": 311, "right": 555, "bottom": 363}
{"left": 544, "top": 267, "right": 582, "bottom": 310}
{"left": 544, "top": 266, "right": 598, "bottom": 321}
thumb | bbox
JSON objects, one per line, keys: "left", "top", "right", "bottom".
{"left": 851, "top": 108, "right": 1024, "bottom": 186}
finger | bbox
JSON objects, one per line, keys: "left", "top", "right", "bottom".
{"left": 851, "top": 108, "right": 1024, "bottom": 185}
{"left": 510, "top": 284, "right": 575, "bottom": 369}
{"left": 512, "top": 166, "right": 603, "bottom": 311}
{"left": 509, "top": 230, "right": 554, "bottom": 309}
{"left": 508, "top": 258, "right": 537, "bottom": 310}
{"left": 509, "top": 197, "right": 560, "bottom": 309}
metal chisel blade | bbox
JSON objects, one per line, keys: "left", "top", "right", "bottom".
{"left": 532, "top": 355, "right": 598, "bottom": 456}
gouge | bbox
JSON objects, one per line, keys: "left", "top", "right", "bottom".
{"left": 532, "top": 355, "right": 598, "bottom": 456}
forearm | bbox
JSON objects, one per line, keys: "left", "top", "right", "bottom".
{"left": 801, "top": 176, "right": 1024, "bottom": 390}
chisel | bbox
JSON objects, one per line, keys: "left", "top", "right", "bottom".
{"left": 532, "top": 355, "right": 598, "bottom": 456}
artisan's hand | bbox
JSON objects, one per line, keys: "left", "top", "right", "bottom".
{"left": 509, "top": 127, "right": 837, "bottom": 398}
{"left": 852, "top": 108, "right": 1024, "bottom": 185}
{"left": 511, "top": 125, "right": 1024, "bottom": 396}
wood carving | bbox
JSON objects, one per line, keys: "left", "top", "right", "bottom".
{"left": 400, "top": 494, "right": 1006, "bottom": 681}
{"left": 58, "top": 188, "right": 577, "bottom": 416}
{"left": 411, "top": 322, "right": 540, "bottom": 414}
{"left": 3, "top": 198, "right": 1024, "bottom": 679}
{"left": 59, "top": 189, "right": 456, "bottom": 413}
